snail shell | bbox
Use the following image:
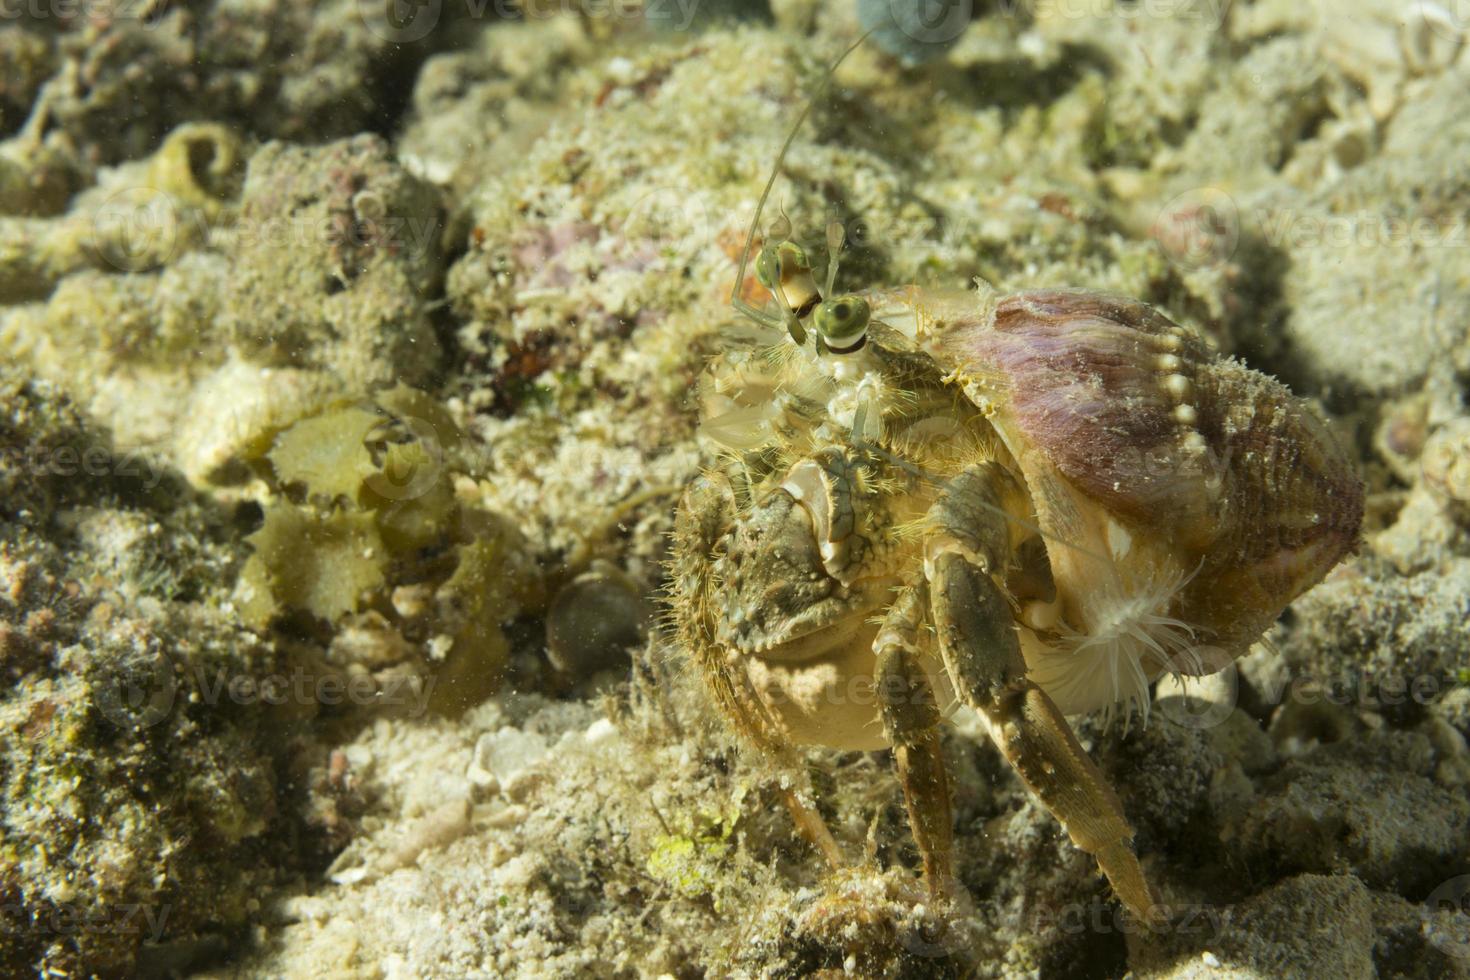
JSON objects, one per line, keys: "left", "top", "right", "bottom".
{"left": 924, "top": 288, "right": 1363, "bottom": 683}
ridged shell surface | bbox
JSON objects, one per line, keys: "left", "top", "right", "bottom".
{"left": 929, "top": 288, "right": 1363, "bottom": 660}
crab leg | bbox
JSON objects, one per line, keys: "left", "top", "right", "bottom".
{"left": 924, "top": 464, "right": 1157, "bottom": 921}
{"left": 672, "top": 471, "right": 847, "bottom": 867}
{"left": 874, "top": 579, "right": 956, "bottom": 904}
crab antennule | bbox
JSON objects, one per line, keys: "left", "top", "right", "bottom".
{"left": 823, "top": 220, "right": 845, "bottom": 297}
{"left": 730, "top": 31, "right": 874, "bottom": 327}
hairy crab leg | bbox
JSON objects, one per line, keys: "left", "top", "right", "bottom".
{"left": 673, "top": 473, "right": 788, "bottom": 753}
{"left": 924, "top": 464, "right": 1159, "bottom": 921}
{"left": 778, "top": 787, "right": 847, "bottom": 869}
{"left": 672, "top": 470, "right": 850, "bottom": 867}
{"left": 874, "top": 579, "right": 956, "bottom": 905}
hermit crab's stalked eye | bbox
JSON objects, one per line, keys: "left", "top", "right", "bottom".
{"left": 755, "top": 241, "right": 821, "bottom": 345}
{"left": 728, "top": 33, "right": 870, "bottom": 346}
{"left": 814, "top": 294, "right": 870, "bottom": 353}
{"left": 754, "top": 246, "right": 781, "bottom": 292}
{"left": 755, "top": 241, "right": 810, "bottom": 291}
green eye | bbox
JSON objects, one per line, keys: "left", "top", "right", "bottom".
{"left": 814, "top": 295, "right": 870, "bottom": 352}
{"left": 755, "top": 242, "right": 809, "bottom": 289}
{"left": 754, "top": 248, "right": 779, "bottom": 290}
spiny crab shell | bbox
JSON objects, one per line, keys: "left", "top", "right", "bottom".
{"left": 908, "top": 286, "right": 1364, "bottom": 713}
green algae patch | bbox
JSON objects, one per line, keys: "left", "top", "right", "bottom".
{"left": 267, "top": 407, "right": 385, "bottom": 505}
{"left": 238, "top": 505, "right": 388, "bottom": 627}
{"left": 369, "top": 440, "right": 460, "bottom": 552}
{"left": 426, "top": 520, "right": 535, "bottom": 713}
{"left": 644, "top": 797, "right": 743, "bottom": 905}
{"left": 237, "top": 385, "right": 543, "bottom": 713}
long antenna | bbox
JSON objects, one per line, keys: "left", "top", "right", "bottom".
{"left": 730, "top": 30, "right": 875, "bottom": 309}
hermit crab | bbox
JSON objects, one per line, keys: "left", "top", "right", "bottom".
{"left": 668, "top": 41, "right": 1363, "bottom": 922}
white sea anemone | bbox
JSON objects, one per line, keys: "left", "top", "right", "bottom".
{"left": 1023, "top": 564, "right": 1206, "bottom": 730}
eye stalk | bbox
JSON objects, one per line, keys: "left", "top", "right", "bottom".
{"left": 754, "top": 240, "right": 821, "bottom": 346}
{"left": 727, "top": 34, "right": 873, "bottom": 348}
{"left": 755, "top": 241, "right": 809, "bottom": 291}
{"left": 813, "top": 294, "right": 870, "bottom": 353}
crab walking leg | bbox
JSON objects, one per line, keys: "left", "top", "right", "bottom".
{"left": 776, "top": 786, "right": 847, "bottom": 869}
{"left": 672, "top": 473, "right": 847, "bottom": 868}
{"left": 924, "top": 464, "right": 1157, "bottom": 921}
{"left": 673, "top": 474, "right": 789, "bottom": 756}
{"left": 874, "top": 580, "right": 956, "bottom": 904}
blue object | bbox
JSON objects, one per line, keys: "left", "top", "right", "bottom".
{"left": 858, "top": 0, "right": 971, "bottom": 65}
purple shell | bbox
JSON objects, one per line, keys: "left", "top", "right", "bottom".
{"left": 930, "top": 288, "right": 1364, "bottom": 653}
